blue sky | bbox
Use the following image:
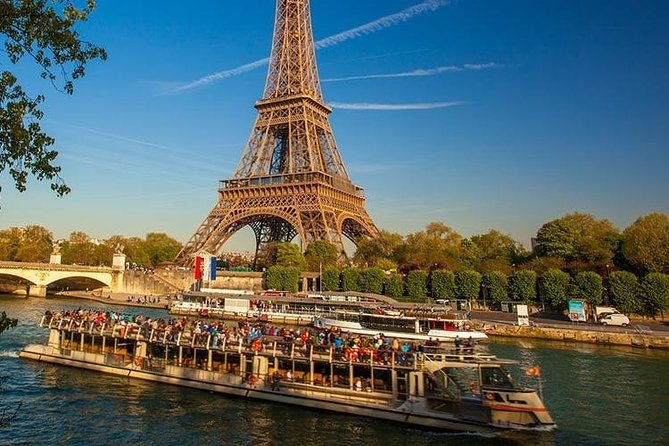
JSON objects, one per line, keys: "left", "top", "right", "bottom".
{"left": 1, "top": 0, "right": 668, "bottom": 251}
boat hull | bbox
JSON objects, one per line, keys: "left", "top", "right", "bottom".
{"left": 20, "top": 344, "right": 501, "bottom": 434}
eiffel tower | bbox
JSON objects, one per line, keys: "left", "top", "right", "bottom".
{"left": 176, "top": 0, "right": 378, "bottom": 265}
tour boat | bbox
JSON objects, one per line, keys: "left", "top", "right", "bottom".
{"left": 169, "top": 292, "right": 383, "bottom": 326}
{"left": 20, "top": 311, "right": 554, "bottom": 433}
{"left": 313, "top": 311, "right": 488, "bottom": 343}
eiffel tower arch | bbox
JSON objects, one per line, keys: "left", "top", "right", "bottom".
{"left": 176, "top": 0, "right": 378, "bottom": 265}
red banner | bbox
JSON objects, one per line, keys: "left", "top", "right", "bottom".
{"left": 194, "top": 256, "right": 203, "bottom": 280}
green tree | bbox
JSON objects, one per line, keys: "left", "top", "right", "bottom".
{"left": 0, "top": 0, "right": 106, "bottom": 202}
{"left": 455, "top": 270, "right": 482, "bottom": 301}
{"left": 467, "top": 230, "right": 523, "bottom": 266}
{"left": 536, "top": 213, "right": 619, "bottom": 265}
{"left": 341, "top": 268, "right": 361, "bottom": 292}
{"left": 265, "top": 266, "right": 300, "bottom": 293}
{"left": 60, "top": 231, "right": 94, "bottom": 265}
{"left": 322, "top": 268, "right": 340, "bottom": 292}
{"left": 509, "top": 270, "right": 537, "bottom": 302}
{"left": 401, "top": 222, "right": 462, "bottom": 270}
{"left": 571, "top": 271, "right": 603, "bottom": 306}
{"left": 383, "top": 274, "right": 404, "bottom": 298}
{"left": 406, "top": 270, "right": 428, "bottom": 300}
{"left": 483, "top": 271, "right": 509, "bottom": 303}
{"left": 540, "top": 268, "right": 571, "bottom": 308}
{"left": 304, "top": 240, "right": 338, "bottom": 272}
{"left": 641, "top": 273, "right": 669, "bottom": 317}
{"left": 622, "top": 213, "right": 669, "bottom": 274}
{"left": 123, "top": 236, "right": 150, "bottom": 267}
{"left": 430, "top": 269, "right": 456, "bottom": 300}
{"left": 0, "top": 227, "right": 23, "bottom": 260}
{"left": 13, "top": 225, "right": 52, "bottom": 262}
{"left": 352, "top": 230, "right": 403, "bottom": 269}
{"left": 143, "top": 232, "right": 182, "bottom": 267}
{"left": 358, "top": 268, "right": 384, "bottom": 294}
{"left": 608, "top": 271, "right": 641, "bottom": 315}
{"left": 275, "top": 242, "right": 306, "bottom": 270}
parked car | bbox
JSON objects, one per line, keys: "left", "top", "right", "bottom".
{"left": 599, "top": 313, "right": 630, "bottom": 326}
{"left": 435, "top": 299, "right": 450, "bottom": 306}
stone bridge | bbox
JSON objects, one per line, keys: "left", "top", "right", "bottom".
{"left": 0, "top": 260, "right": 124, "bottom": 297}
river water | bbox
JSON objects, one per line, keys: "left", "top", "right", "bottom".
{"left": 0, "top": 295, "right": 667, "bottom": 445}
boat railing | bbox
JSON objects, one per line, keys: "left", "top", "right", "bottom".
{"left": 42, "top": 315, "right": 501, "bottom": 370}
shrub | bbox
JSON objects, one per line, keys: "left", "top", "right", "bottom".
{"left": 430, "top": 269, "right": 456, "bottom": 300}
{"left": 609, "top": 271, "right": 641, "bottom": 314}
{"left": 406, "top": 270, "right": 428, "bottom": 300}
{"left": 483, "top": 271, "right": 509, "bottom": 303}
{"left": 383, "top": 274, "right": 404, "bottom": 298}
{"left": 359, "top": 268, "right": 384, "bottom": 294}
{"left": 572, "top": 271, "right": 603, "bottom": 306}
{"left": 322, "top": 268, "right": 340, "bottom": 292}
{"left": 456, "top": 270, "right": 482, "bottom": 301}
{"left": 540, "top": 268, "right": 571, "bottom": 308}
{"left": 341, "top": 268, "right": 361, "bottom": 292}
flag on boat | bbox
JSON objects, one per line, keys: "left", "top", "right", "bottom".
{"left": 525, "top": 366, "right": 541, "bottom": 377}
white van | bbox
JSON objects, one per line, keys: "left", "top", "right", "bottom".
{"left": 599, "top": 313, "right": 630, "bottom": 326}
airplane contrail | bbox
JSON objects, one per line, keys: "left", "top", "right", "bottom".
{"left": 169, "top": 0, "right": 451, "bottom": 93}
{"left": 328, "top": 101, "right": 464, "bottom": 111}
{"left": 323, "top": 63, "right": 499, "bottom": 83}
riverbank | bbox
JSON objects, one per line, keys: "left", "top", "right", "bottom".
{"left": 10, "top": 292, "right": 669, "bottom": 350}
{"left": 54, "top": 291, "right": 169, "bottom": 310}
{"left": 484, "top": 322, "right": 669, "bottom": 349}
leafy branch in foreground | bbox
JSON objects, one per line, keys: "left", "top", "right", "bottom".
{"left": 0, "top": 0, "right": 107, "bottom": 203}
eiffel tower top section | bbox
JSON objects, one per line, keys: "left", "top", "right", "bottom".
{"left": 231, "top": 0, "right": 351, "bottom": 183}
{"left": 262, "top": 0, "right": 323, "bottom": 102}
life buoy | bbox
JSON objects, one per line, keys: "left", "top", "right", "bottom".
{"left": 252, "top": 339, "right": 262, "bottom": 352}
{"left": 248, "top": 374, "right": 258, "bottom": 386}
{"left": 344, "top": 348, "right": 352, "bottom": 362}
{"left": 134, "top": 356, "right": 142, "bottom": 367}
{"left": 486, "top": 392, "right": 495, "bottom": 401}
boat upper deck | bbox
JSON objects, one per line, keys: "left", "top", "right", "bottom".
{"left": 40, "top": 310, "right": 509, "bottom": 369}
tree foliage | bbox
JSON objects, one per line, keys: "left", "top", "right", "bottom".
{"left": 536, "top": 213, "right": 619, "bottom": 264}
{"left": 406, "top": 270, "right": 428, "bottom": 300}
{"left": 429, "top": 269, "right": 456, "bottom": 300}
{"left": 0, "top": 225, "right": 52, "bottom": 262}
{"left": 383, "top": 274, "right": 404, "bottom": 298}
{"left": 358, "top": 268, "right": 384, "bottom": 294}
{"left": 275, "top": 242, "right": 306, "bottom": 271}
{"left": 467, "top": 230, "right": 523, "bottom": 267}
{"left": 641, "top": 273, "right": 669, "bottom": 316}
{"left": 540, "top": 268, "right": 571, "bottom": 308}
{"left": 483, "top": 271, "right": 509, "bottom": 303}
{"left": 455, "top": 270, "right": 481, "bottom": 301}
{"left": 322, "top": 268, "right": 340, "bottom": 292}
{"left": 341, "top": 267, "right": 361, "bottom": 292}
{"left": 509, "top": 270, "right": 537, "bottom": 302}
{"left": 0, "top": 0, "right": 106, "bottom": 201}
{"left": 143, "top": 232, "right": 182, "bottom": 266}
{"left": 608, "top": 271, "right": 641, "bottom": 315}
{"left": 304, "top": 240, "right": 338, "bottom": 272}
{"left": 622, "top": 213, "right": 669, "bottom": 274}
{"left": 401, "top": 222, "right": 462, "bottom": 271}
{"left": 352, "top": 230, "right": 403, "bottom": 269}
{"left": 265, "top": 266, "right": 300, "bottom": 293}
{"left": 571, "top": 271, "right": 603, "bottom": 306}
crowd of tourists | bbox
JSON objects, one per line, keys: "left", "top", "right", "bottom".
{"left": 43, "top": 308, "right": 478, "bottom": 366}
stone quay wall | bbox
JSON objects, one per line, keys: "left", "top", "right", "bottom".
{"left": 485, "top": 324, "right": 669, "bottom": 349}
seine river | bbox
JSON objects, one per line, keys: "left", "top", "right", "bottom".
{"left": 0, "top": 296, "right": 667, "bottom": 445}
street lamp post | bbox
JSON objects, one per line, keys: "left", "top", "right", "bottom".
{"left": 605, "top": 264, "right": 611, "bottom": 305}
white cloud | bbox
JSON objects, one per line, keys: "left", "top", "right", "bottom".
{"left": 323, "top": 63, "right": 499, "bottom": 83}
{"left": 166, "top": 0, "right": 451, "bottom": 93}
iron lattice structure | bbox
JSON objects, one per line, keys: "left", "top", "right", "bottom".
{"left": 176, "top": 0, "right": 378, "bottom": 264}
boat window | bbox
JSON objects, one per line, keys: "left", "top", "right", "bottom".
{"left": 481, "top": 366, "right": 514, "bottom": 388}
{"left": 444, "top": 367, "right": 481, "bottom": 397}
